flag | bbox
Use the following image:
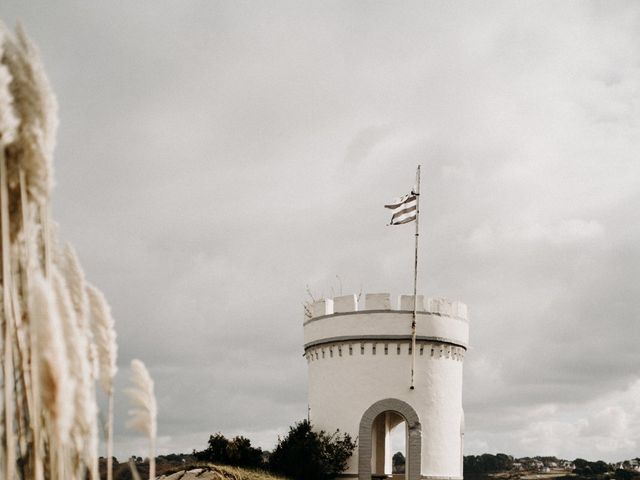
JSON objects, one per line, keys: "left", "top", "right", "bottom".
{"left": 384, "top": 191, "right": 417, "bottom": 225}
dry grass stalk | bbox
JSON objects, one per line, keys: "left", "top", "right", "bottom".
{"left": 86, "top": 284, "right": 117, "bottom": 395}
{"left": 87, "top": 283, "right": 117, "bottom": 480}
{"left": 129, "top": 458, "right": 143, "bottom": 480}
{"left": 54, "top": 248, "right": 99, "bottom": 479}
{"left": 127, "top": 359, "right": 157, "bottom": 480}
{"left": 2, "top": 133, "right": 17, "bottom": 480}
{"left": 29, "top": 273, "right": 72, "bottom": 445}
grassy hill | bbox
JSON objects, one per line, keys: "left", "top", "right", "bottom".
{"left": 156, "top": 464, "right": 288, "bottom": 480}
{"left": 107, "top": 462, "right": 289, "bottom": 480}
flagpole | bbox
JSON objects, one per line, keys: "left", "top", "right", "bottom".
{"left": 410, "top": 164, "right": 421, "bottom": 390}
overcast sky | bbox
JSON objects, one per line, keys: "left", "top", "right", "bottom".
{"left": 1, "top": 0, "right": 639, "bottom": 463}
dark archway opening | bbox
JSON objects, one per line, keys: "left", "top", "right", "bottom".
{"left": 371, "top": 411, "right": 406, "bottom": 478}
{"left": 390, "top": 420, "right": 407, "bottom": 477}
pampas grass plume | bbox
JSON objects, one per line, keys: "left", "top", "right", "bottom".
{"left": 86, "top": 283, "right": 118, "bottom": 480}
{"left": 61, "top": 244, "right": 89, "bottom": 327}
{"left": 51, "top": 267, "right": 79, "bottom": 428}
{"left": 1, "top": 22, "right": 58, "bottom": 202}
{"left": 126, "top": 359, "right": 157, "bottom": 479}
{"left": 52, "top": 266, "right": 99, "bottom": 479}
{"left": 61, "top": 243, "right": 100, "bottom": 382}
{"left": 0, "top": 30, "right": 18, "bottom": 144}
{"left": 30, "top": 273, "right": 72, "bottom": 444}
{"left": 14, "top": 23, "right": 58, "bottom": 158}
{"left": 86, "top": 284, "right": 118, "bottom": 393}
{"left": 126, "top": 360, "right": 157, "bottom": 438}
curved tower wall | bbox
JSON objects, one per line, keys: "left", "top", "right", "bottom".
{"left": 304, "top": 293, "right": 469, "bottom": 479}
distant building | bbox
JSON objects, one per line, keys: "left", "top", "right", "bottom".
{"left": 531, "top": 460, "right": 544, "bottom": 470}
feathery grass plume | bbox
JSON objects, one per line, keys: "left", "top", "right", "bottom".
{"left": 14, "top": 23, "right": 57, "bottom": 157}
{"left": 29, "top": 273, "right": 73, "bottom": 444}
{"left": 126, "top": 359, "right": 157, "bottom": 480}
{"left": 61, "top": 243, "right": 101, "bottom": 382}
{"left": 1, "top": 21, "right": 58, "bottom": 204}
{"left": 87, "top": 283, "right": 117, "bottom": 480}
{"left": 59, "top": 246, "right": 100, "bottom": 480}
{"left": 0, "top": 30, "right": 18, "bottom": 144}
{"left": 61, "top": 244, "right": 88, "bottom": 323}
{"left": 86, "top": 284, "right": 118, "bottom": 393}
{"left": 13, "top": 156, "right": 42, "bottom": 282}
{"left": 50, "top": 266, "right": 82, "bottom": 479}
{"left": 52, "top": 264, "right": 99, "bottom": 479}
{"left": 59, "top": 243, "right": 99, "bottom": 439}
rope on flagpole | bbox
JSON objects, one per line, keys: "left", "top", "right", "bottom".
{"left": 410, "top": 164, "right": 421, "bottom": 390}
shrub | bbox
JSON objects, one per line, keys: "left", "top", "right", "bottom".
{"left": 393, "top": 452, "right": 406, "bottom": 473}
{"left": 615, "top": 469, "right": 639, "bottom": 480}
{"left": 227, "top": 436, "right": 264, "bottom": 468}
{"left": 573, "top": 458, "right": 613, "bottom": 476}
{"left": 194, "top": 433, "right": 263, "bottom": 468}
{"left": 268, "top": 420, "right": 356, "bottom": 480}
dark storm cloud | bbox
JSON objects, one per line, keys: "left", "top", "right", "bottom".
{"left": 1, "top": 0, "right": 639, "bottom": 462}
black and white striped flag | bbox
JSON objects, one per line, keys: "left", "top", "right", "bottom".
{"left": 384, "top": 192, "right": 417, "bottom": 225}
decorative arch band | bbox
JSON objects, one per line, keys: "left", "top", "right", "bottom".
{"left": 358, "top": 398, "right": 422, "bottom": 480}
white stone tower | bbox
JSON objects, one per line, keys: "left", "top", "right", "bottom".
{"left": 304, "top": 293, "right": 469, "bottom": 480}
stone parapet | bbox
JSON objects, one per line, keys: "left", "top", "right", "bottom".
{"left": 306, "top": 293, "right": 468, "bottom": 322}
{"left": 303, "top": 293, "right": 469, "bottom": 351}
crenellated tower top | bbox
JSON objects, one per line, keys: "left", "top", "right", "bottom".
{"left": 306, "top": 293, "right": 468, "bottom": 321}
{"left": 303, "top": 293, "right": 469, "bottom": 354}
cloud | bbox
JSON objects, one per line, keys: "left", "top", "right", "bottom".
{"left": 467, "top": 219, "right": 605, "bottom": 251}
{"left": 344, "top": 125, "right": 394, "bottom": 165}
{"left": 1, "top": 0, "right": 639, "bottom": 463}
{"left": 465, "top": 380, "right": 640, "bottom": 460}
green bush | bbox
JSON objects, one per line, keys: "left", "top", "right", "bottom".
{"left": 194, "top": 433, "right": 263, "bottom": 468}
{"left": 268, "top": 420, "right": 356, "bottom": 480}
{"left": 464, "top": 453, "right": 513, "bottom": 474}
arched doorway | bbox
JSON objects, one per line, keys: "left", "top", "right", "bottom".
{"left": 358, "top": 399, "right": 421, "bottom": 480}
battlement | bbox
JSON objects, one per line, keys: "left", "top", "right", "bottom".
{"left": 308, "top": 293, "right": 468, "bottom": 321}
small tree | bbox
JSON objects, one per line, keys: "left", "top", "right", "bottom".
{"left": 496, "top": 453, "right": 514, "bottom": 471}
{"left": 205, "top": 433, "right": 230, "bottom": 463}
{"left": 227, "top": 436, "right": 263, "bottom": 468}
{"left": 269, "top": 420, "right": 356, "bottom": 480}
{"left": 616, "top": 469, "right": 637, "bottom": 480}
{"left": 194, "top": 433, "right": 263, "bottom": 468}
{"left": 393, "top": 452, "right": 406, "bottom": 473}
